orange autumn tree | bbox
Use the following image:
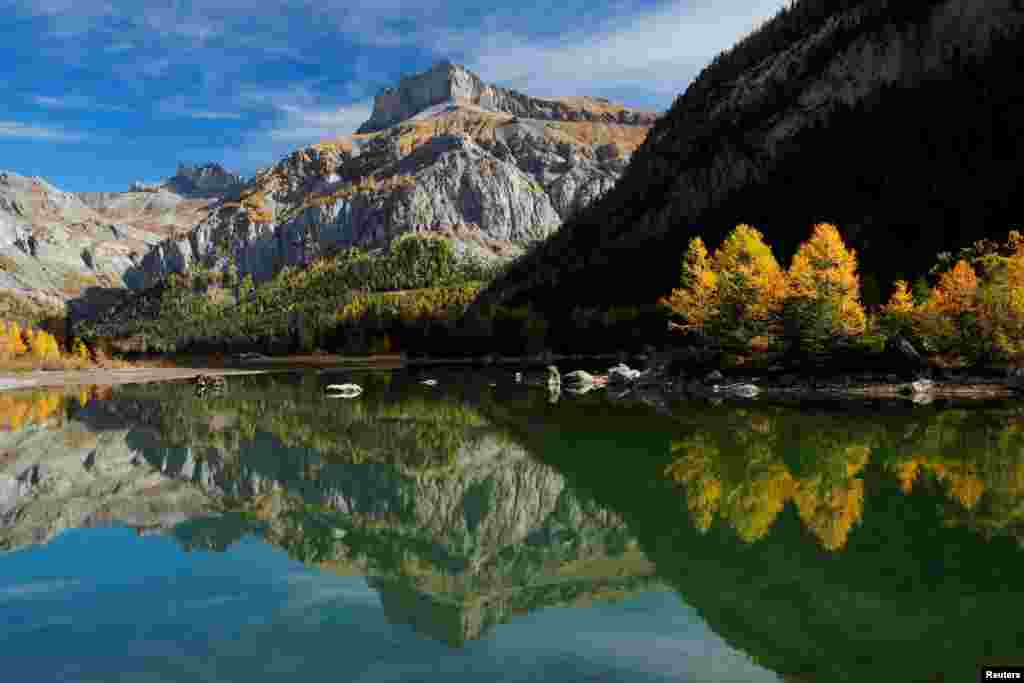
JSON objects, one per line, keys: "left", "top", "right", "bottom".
{"left": 662, "top": 225, "right": 787, "bottom": 349}
{"left": 713, "top": 225, "right": 789, "bottom": 340}
{"left": 0, "top": 321, "right": 28, "bottom": 358}
{"left": 974, "top": 231, "right": 1024, "bottom": 357}
{"left": 658, "top": 236, "right": 718, "bottom": 332}
{"left": 917, "top": 259, "right": 981, "bottom": 358}
{"left": 783, "top": 223, "right": 866, "bottom": 357}
{"left": 913, "top": 230, "right": 1024, "bottom": 361}
{"left": 880, "top": 280, "right": 917, "bottom": 338}
{"left": 23, "top": 327, "right": 61, "bottom": 361}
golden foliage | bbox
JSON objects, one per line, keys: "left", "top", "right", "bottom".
{"left": 659, "top": 237, "right": 718, "bottom": 330}
{"left": 0, "top": 320, "right": 28, "bottom": 358}
{"left": 0, "top": 389, "right": 65, "bottom": 431}
{"left": 24, "top": 327, "right": 60, "bottom": 361}
{"left": 712, "top": 224, "right": 789, "bottom": 335}
{"left": 930, "top": 260, "right": 979, "bottom": 316}
{"left": 914, "top": 233, "right": 1024, "bottom": 359}
{"left": 884, "top": 280, "right": 915, "bottom": 315}
{"left": 661, "top": 226, "right": 787, "bottom": 348}
{"left": 544, "top": 121, "right": 651, "bottom": 156}
{"left": 793, "top": 477, "right": 865, "bottom": 551}
{"left": 787, "top": 223, "right": 866, "bottom": 335}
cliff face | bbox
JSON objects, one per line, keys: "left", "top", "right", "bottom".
{"left": 128, "top": 64, "right": 656, "bottom": 288}
{"left": 479, "top": 0, "right": 1024, "bottom": 312}
{"left": 0, "top": 172, "right": 164, "bottom": 315}
{"left": 357, "top": 60, "right": 658, "bottom": 134}
{"left": 0, "top": 164, "right": 241, "bottom": 316}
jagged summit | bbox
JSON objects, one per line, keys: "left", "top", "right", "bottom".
{"left": 356, "top": 61, "right": 658, "bottom": 134}
{"left": 124, "top": 64, "right": 659, "bottom": 289}
{"left": 124, "top": 163, "right": 242, "bottom": 197}
{"left": 165, "top": 162, "right": 243, "bottom": 197}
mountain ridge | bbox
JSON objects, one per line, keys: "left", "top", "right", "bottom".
{"left": 0, "top": 163, "right": 242, "bottom": 322}
{"left": 127, "top": 62, "right": 657, "bottom": 289}
{"left": 357, "top": 60, "right": 659, "bottom": 134}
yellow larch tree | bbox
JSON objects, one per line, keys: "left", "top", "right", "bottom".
{"left": 659, "top": 236, "right": 718, "bottom": 332}
{"left": 785, "top": 223, "right": 867, "bottom": 349}
{"left": 917, "top": 259, "right": 980, "bottom": 357}
{"left": 710, "top": 224, "right": 789, "bottom": 346}
{"left": 931, "top": 259, "right": 979, "bottom": 316}
{"left": 884, "top": 280, "right": 916, "bottom": 315}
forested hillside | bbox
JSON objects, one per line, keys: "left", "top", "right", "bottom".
{"left": 478, "top": 0, "right": 1024, "bottom": 315}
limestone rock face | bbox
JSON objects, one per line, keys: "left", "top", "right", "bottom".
{"left": 357, "top": 61, "right": 658, "bottom": 134}
{"left": 0, "top": 162, "right": 243, "bottom": 317}
{"left": 129, "top": 64, "right": 656, "bottom": 287}
{"left": 0, "top": 171, "right": 163, "bottom": 314}
{"left": 167, "top": 163, "right": 244, "bottom": 197}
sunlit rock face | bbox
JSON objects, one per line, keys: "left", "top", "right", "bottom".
{"left": 357, "top": 61, "right": 658, "bottom": 134}
{"left": 129, "top": 62, "right": 657, "bottom": 287}
{"left": 0, "top": 162, "right": 241, "bottom": 316}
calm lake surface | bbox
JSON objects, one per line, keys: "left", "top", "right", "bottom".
{"left": 1, "top": 367, "right": 1022, "bottom": 682}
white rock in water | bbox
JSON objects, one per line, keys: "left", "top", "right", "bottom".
{"left": 563, "top": 370, "right": 596, "bottom": 386}
{"left": 911, "top": 379, "right": 935, "bottom": 394}
{"left": 714, "top": 383, "right": 760, "bottom": 398}
{"left": 607, "top": 363, "right": 641, "bottom": 384}
{"left": 325, "top": 383, "right": 363, "bottom": 398}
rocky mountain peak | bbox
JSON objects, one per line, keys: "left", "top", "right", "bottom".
{"left": 168, "top": 163, "right": 243, "bottom": 197}
{"left": 356, "top": 61, "right": 659, "bottom": 134}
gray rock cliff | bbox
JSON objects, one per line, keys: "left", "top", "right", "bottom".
{"left": 358, "top": 60, "right": 658, "bottom": 134}
{"left": 128, "top": 64, "right": 656, "bottom": 287}
{"left": 0, "top": 162, "right": 243, "bottom": 317}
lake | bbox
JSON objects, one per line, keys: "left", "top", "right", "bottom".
{"left": 1, "top": 368, "right": 1021, "bottom": 682}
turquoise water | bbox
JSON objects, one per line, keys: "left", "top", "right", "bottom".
{"left": 1, "top": 369, "right": 1022, "bottom": 681}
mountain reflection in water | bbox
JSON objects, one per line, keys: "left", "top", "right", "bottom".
{"left": 1, "top": 370, "right": 1023, "bottom": 682}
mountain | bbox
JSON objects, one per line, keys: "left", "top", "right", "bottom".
{"left": 0, "top": 164, "right": 242, "bottom": 322}
{"left": 357, "top": 59, "right": 658, "bottom": 133}
{"left": 128, "top": 62, "right": 657, "bottom": 289}
{"left": 476, "top": 0, "right": 1024, "bottom": 316}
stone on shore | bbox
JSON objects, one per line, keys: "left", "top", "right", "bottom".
{"left": 704, "top": 370, "right": 724, "bottom": 385}
{"left": 608, "top": 363, "right": 641, "bottom": 385}
{"left": 563, "top": 370, "right": 596, "bottom": 387}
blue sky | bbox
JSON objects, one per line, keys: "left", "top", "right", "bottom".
{"left": 0, "top": 0, "right": 785, "bottom": 192}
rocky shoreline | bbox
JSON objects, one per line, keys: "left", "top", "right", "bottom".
{"left": 2, "top": 347, "right": 1022, "bottom": 404}
{"left": 408, "top": 347, "right": 1024, "bottom": 404}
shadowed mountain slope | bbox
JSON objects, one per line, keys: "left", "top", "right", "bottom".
{"left": 476, "top": 0, "right": 1024, "bottom": 314}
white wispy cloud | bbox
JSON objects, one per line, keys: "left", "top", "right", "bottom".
{"left": 158, "top": 96, "right": 243, "bottom": 121}
{"left": 268, "top": 100, "right": 373, "bottom": 143}
{"left": 0, "top": 120, "right": 86, "bottom": 142}
{"left": 0, "top": 579, "right": 82, "bottom": 600}
{"left": 457, "top": 0, "right": 787, "bottom": 102}
{"left": 31, "top": 94, "right": 127, "bottom": 112}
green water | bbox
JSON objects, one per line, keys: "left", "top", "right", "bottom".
{"left": 1, "top": 368, "right": 1021, "bottom": 681}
